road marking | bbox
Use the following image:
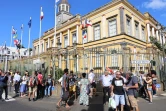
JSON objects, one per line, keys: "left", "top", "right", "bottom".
{"left": 160, "top": 93, "right": 166, "bottom": 96}
{"left": 2, "top": 93, "right": 16, "bottom": 102}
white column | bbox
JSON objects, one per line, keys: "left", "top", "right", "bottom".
{"left": 156, "top": 30, "right": 159, "bottom": 41}
{"left": 147, "top": 24, "right": 151, "bottom": 42}
{"left": 102, "top": 15, "right": 106, "bottom": 38}
{"left": 139, "top": 23, "right": 142, "bottom": 40}
{"left": 60, "top": 33, "right": 62, "bottom": 43}
{"left": 64, "top": 4, "right": 66, "bottom": 11}
{"left": 152, "top": 27, "right": 155, "bottom": 36}
{"left": 48, "top": 38, "right": 50, "bottom": 48}
{"left": 159, "top": 31, "right": 162, "bottom": 44}
{"left": 132, "top": 15, "right": 135, "bottom": 36}
{"left": 43, "top": 41, "right": 44, "bottom": 52}
{"left": 68, "top": 29, "right": 70, "bottom": 46}
{"left": 163, "top": 35, "right": 165, "bottom": 44}
{"left": 59, "top": 55, "right": 61, "bottom": 68}
{"left": 76, "top": 25, "right": 79, "bottom": 43}
{"left": 88, "top": 26, "right": 92, "bottom": 41}
{"left": 77, "top": 55, "right": 79, "bottom": 71}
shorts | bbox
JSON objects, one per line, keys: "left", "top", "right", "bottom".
{"left": 90, "top": 82, "right": 96, "bottom": 88}
{"left": 148, "top": 88, "right": 152, "bottom": 91}
{"left": 127, "top": 95, "right": 138, "bottom": 108}
{"left": 69, "top": 85, "right": 76, "bottom": 92}
{"left": 29, "top": 87, "right": 37, "bottom": 93}
{"left": 114, "top": 94, "right": 125, "bottom": 106}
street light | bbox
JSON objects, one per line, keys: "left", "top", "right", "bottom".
{"left": 157, "top": 23, "right": 166, "bottom": 91}
{"left": 3, "top": 46, "right": 8, "bottom": 72}
{"left": 73, "top": 42, "right": 77, "bottom": 74}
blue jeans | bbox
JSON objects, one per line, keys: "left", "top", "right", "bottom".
{"left": 45, "top": 86, "right": 52, "bottom": 96}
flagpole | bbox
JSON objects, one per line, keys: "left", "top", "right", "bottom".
{"left": 10, "top": 26, "right": 13, "bottom": 47}
{"left": 83, "top": 38, "right": 85, "bottom": 73}
{"left": 28, "top": 17, "right": 31, "bottom": 57}
{"left": 54, "top": 0, "right": 57, "bottom": 47}
{"left": 38, "top": 7, "right": 42, "bottom": 58}
{"left": 21, "top": 24, "right": 23, "bottom": 47}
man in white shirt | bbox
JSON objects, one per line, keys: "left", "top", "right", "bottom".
{"left": 88, "top": 69, "right": 96, "bottom": 97}
{"left": 99, "top": 71, "right": 114, "bottom": 105}
{"left": 13, "top": 72, "right": 21, "bottom": 94}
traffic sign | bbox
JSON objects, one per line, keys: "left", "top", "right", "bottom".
{"left": 131, "top": 60, "right": 150, "bottom": 64}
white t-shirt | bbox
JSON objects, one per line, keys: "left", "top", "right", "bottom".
{"left": 21, "top": 76, "right": 27, "bottom": 84}
{"left": 88, "top": 72, "right": 95, "bottom": 83}
{"left": 58, "top": 76, "right": 63, "bottom": 86}
{"left": 100, "top": 75, "right": 114, "bottom": 87}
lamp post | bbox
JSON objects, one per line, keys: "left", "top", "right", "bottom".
{"left": 157, "top": 23, "right": 166, "bottom": 91}
{"left": 73, "top": 42, "right": 77, "bottom": 75}
{"left": 57, "top": 42, "right": 62, "bottom": 69}
{"left": 4, "top": 47, "right": 8, "bottom": 72}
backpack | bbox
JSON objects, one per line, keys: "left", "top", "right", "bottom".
{"left": 29, "top": 77, "right": 34, "bottom": 87}
{"left": 38, "top": 74, "right": 43, "bottom": 84}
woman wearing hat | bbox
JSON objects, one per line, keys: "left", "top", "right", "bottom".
{"left": 45, "top": 74, "right": 54, "bottom": 97}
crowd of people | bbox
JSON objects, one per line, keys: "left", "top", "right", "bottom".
{"left": 0, "top": 68, "right": 158, "bottom": 111}
{"left": 0, "top": 69, "right": 55, "bottom": 101}
{"left": 56, "top": 68, "right": 158, "bottom": 111}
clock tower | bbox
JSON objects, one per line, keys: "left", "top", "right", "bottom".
{"left": 56, "top": 0, "right": 73, "bottom": 26}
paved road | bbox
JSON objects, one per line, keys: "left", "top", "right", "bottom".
{"left": 1, "top": 92, "right": 166, "bottom": 111}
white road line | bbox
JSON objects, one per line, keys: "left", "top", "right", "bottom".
{"left": 2, "top": 93, "right": 16, "bottom": 102}
{"left": 160, "top": 93, "right": 166, "bottom": 96}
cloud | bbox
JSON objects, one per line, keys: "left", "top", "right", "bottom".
{"left": 143, "top": 0, "right": 166, "bottom": 9}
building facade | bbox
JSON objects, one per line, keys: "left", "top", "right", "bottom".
{"left": 33, "top": 0, "right": 165, "bottom": 78}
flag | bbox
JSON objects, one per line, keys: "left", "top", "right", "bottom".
{"left": 13, "top": 34, "right": 18, "bottom": 39}
{"left": 14, "top": 39, "right": 19, "bottom": 45}
{"left": 85, "top": 19, "right": 92, "bottom": 26}
{"left": 21, "top": 24, "right": 23, "bottom": 30}
{"left": 82, "top": 30, "right": 87, "bottom": 39}
{"left": 28, "top": 17, "right": 32, "bottom": 28}
{"left": 56, "top": 0, "right": 60, "bottom": 3}
{"left": 12, "top": 28, "right": 16, "bottom": 34}
{"left": 13, "top": 30, "right": 18, "bottom": 39}
{"left": 81, "top": 19, "right": 86, "bottom": 28}
{"left": 40, "top": 7, "right": 44, "bottom": 20}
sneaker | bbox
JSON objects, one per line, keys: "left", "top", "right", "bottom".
{"left": 33, "top": 98, "right": 35, "bottom": 101}
{"left": 28, "top": 98, "right": 31, "bottom": 101}
{"left": 153, "top": 95, "right": 158, "bottom": 97}
{"left": 5, "top": 98, "right": 9, "bottom": 100}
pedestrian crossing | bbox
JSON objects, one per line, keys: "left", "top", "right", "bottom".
{"left": 2, "top": 93, "right": 16, "bottom": 102}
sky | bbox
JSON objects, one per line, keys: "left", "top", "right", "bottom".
{"left": 0, "top": 0, "right": 166, "bottom": 48}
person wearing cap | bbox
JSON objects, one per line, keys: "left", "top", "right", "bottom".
{"left": 45, "top": 74, "right": 54, "bottom": 97}
{"left": 88, "top": 69, "right": 96, "bottom": 97}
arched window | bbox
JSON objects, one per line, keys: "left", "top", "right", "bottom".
{"left": 66, "top": 6, "right": 69, "bottom": 12}
{"left": 111, "top": 49, "right": 118, "bottom": 67}
{"left": 62, "top": 5, "right": 65, "bottom": 11}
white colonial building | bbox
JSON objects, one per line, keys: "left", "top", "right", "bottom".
{"left": 0, "top": 46, "right": 32, "bottom": 63}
